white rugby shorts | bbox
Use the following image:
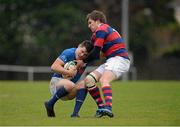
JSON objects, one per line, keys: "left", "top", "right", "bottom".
{"left": 95, "top": 56, "right": 130, "bottom": 78}
{"left": 49, "top": 77, "right": 62, "bottom": 95}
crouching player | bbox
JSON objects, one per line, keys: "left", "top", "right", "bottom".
{"left": 44, "top": 40, "right": 93, "bottom": 117}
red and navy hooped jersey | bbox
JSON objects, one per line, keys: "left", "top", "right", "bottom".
{"left": 91, "top": 24, "right": 129, "bottom": 59}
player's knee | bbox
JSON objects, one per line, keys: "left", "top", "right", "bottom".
{"left": 99, "top": 77, "right": 109, "bottom": 86}
{"left": 63, "top": 82, "right": 74, "bottom": 92}
{"left": 61, "top": 87, "right": 77, "bottom": 101}
{"left": 75, "top": 80, "right": 86, "bottom": 90}
{"left": 99, "top": 77, "right": 104, "bottom": 85}
{"left": 85, "top": 73, "right": 97, "bottom": 89}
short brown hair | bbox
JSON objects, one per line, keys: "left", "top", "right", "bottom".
{"left": 79, "top": 40, "right": 93, "bottom": 53}
{"left": 86, "top": 10, "right": 107, "bottom": 23}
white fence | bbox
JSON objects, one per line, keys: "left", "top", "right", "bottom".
{"left": 0, "top": 64, "right": 51, "bottom": 81}
{"left": 0, "top": 64, "right": 137, "bottom": 81}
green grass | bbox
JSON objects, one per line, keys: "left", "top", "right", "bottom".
{"left": 0, "top": 81, "right": 180, "bottom": 126}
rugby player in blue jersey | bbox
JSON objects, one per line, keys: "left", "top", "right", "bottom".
{"left": 44, "top": 40, "right": 93, "bottom": 117}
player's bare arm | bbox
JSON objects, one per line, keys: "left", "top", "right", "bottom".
{"left": 51, "top": 58, "right": 77, "bottom": 77}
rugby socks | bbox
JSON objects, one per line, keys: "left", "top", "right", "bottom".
{"left": 71, "top": 88, "right": 87, "bottom": 116}
{"left": 47, "top": 86, "right": 68, "bottom": 107}
{"left": 88, "top": 85, "right": 104, "bottom": 109}
{"left": 102, "top": 85, "right": 112, "bottom": 111}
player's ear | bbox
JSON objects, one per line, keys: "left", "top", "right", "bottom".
{"left": 96, "top": 19, "right": 101, "bottom": 23}
{"left": 77, "top": 43, "right": 82, "bottom": 48}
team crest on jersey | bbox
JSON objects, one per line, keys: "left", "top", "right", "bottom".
{"left": 61, "top": 55, "right": 67, "bottom": 62}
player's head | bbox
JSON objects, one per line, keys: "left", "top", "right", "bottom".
{"left": 86, "top": 10, "right": 107, "bottom": 32}
{"left": 76, "top": 40, "right": 93, "bottom": 60}
{"left": 86, "top": 10, "right": 107, "bottom": 23}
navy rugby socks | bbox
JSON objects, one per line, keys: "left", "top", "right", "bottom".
{"left": 47, "top": 86, "right": 68, "bottom": 107}
{"left": 72, "top": 88, "right": 87, "bottom": 116}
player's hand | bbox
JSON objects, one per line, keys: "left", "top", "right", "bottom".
{"left": 67, "top": 66, "right": 77, "bottom": 78}
{"left": 75, "top": 60, "right": 85, "bottom": 69}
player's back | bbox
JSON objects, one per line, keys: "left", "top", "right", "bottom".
{"left": 95, "top": 24, "right": 129, "bottom": 60}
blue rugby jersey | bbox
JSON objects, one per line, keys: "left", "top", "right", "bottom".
{"left": 52, "top": 48, "right": 86, "bottom": 83}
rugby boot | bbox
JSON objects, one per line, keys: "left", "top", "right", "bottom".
{"left": 44, "top": 101, "right": 55, "bottom": 117}
{"left": 103, "top": 108, "right": 114, "bottom": 118}
{"left": 95, "top": 109, "right": 105, "bottom": 118}
{"left": 71, "top": 113, "right": 80, "bottom": 118}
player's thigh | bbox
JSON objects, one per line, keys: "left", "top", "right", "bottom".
{"left": 57, "top": 78, "right": 75, "bottom": 91}
{"left": 49, "top": 77, "right": 62, "bottom": 95}
{"left": 49, "top": 77, "right": 75, "bottom": 93}
{"left": 100, "top": 70, "right": 116, "bottom": 85}
{"left": 94, "top": 64, "right": 105, "bottom": 80}
{"left": 85, "top": 70, "right": 101, "bottom": 88}
{"left": 75, "top": 80, "right": 86, "bottom": 90}
{"left": 86, "top": 70, "right": 102, "bottom": 83}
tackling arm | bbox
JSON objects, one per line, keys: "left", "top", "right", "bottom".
{"left": 83, "top": 46, "right": 101, "bottom": 63}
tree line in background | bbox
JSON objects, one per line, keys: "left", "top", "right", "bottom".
{"left": 0, "top": 0, "right": 180, "bottom": 79}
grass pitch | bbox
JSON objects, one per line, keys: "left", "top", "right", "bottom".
{"left": 0, "top": 81, "right": 180, "bottom": 126}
